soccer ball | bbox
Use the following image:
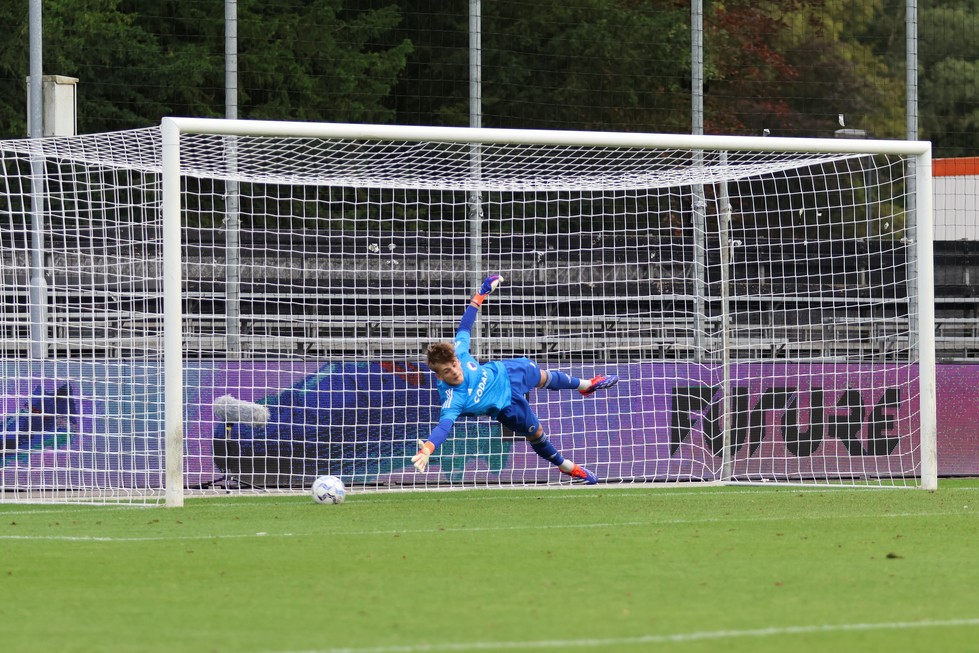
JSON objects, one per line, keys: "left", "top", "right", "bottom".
{"left": 311, "top": 475, "right": 346, "bottom": 504}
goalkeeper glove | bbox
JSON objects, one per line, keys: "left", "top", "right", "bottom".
{"left": 412, "top": 439, "right": 436, "bottom": 473}
{"left": 470, "top": 274, "right": 504, "bottom": 308}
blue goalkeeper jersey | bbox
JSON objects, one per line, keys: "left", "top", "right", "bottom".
{"left": 435, "top": 329, "right": 512, "bottom": 421}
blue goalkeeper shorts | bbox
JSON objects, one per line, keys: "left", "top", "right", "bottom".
{"left": 496, "top": 358, "right": 543, "bottom": 437}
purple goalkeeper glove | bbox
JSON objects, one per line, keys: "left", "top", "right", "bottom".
{"left": 470, "top": 274, "right": 503, "bottom": 308}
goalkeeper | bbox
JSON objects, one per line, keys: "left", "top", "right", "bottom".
{"left": 413, "top": 274, "right": 618, "bottom": 484}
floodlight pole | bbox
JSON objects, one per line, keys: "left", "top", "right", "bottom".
{"left": 468, "top": 0, "right": 484, "bottom": 355}
{"left": 691, "top": 0, "right": 707, "bottom": 361}
{"left": 28, "top": 0, "right": 48, "bottom": 359}
{"left": 225, "top": 0, "right": 242, "bottom": 357}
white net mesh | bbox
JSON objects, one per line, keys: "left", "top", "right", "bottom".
{"left": 0, "top": 133, "right": 164, "bottom": 503}
{"left": 0, "top": 124, "right": 931, "bottom": 503}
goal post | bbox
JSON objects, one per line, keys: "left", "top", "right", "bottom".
{"left": 913, "top": 152, "right": 937, "bottom": 491}
{"left": 161, "top": 119, "right": 185, "bottom": 507}
{"left": 161, "top": 117, "right": 936, "bottom": 500}
{"left": 0, "top": 118, "right": 935, "bottom": 505}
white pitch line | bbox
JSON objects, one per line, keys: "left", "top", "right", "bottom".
{"left": 275, "top": 617, "right": 979, "bottom": 653}
{"left": 0, "top": 509, "right": 967, "bottom": 543}
{"left": 1, "top": 483, "right": 976, "bottom": 518}
{"left": 0, "top": 532, "right": 293, "bottom": 542}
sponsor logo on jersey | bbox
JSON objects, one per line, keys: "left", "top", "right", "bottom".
{"left": 442, "top": 388, "right": 453, "bottom": 409}
{"left": 473, "top": 369, "right": 489, "bottom": 404}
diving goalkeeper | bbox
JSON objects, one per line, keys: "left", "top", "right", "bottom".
{"left": 413, "top": 274, "right": 618, "bottom": 484}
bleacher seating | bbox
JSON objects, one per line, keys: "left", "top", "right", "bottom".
{"left": 0, "top": 234, "right": 977, "bottom": 361}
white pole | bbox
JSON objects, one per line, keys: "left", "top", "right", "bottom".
{"left": 915, "top": 148, "right": 937, "bottom": 490}
{"left": 161, "top": 118, "right": 930, "bottom": 157}
{"left": 162, "top": 118, "right": 185, "bottom": 507}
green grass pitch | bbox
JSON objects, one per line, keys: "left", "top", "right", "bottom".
{"left": 2, "top": 480, "right": 979, "bottom": 653}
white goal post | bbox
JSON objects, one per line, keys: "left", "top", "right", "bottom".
{"left": 0, "top": 118, "right": 935, "bottom": 506}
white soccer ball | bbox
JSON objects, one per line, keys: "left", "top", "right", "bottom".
{"left": 311, "top": 475, "right": 346, "bottom": 505}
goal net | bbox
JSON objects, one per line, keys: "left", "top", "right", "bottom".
{"left": 0, "top": 119, "right": 935, "bottom": 505}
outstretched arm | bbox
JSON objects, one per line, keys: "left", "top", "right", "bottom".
{"left": 456, "top": 274, "right": 503, "bottom": 335}
{"left": 413, "top": 275, "right": 503, "bottom": 473}
{"left": 413, "top": 417, "right": 458, "bottom": 472}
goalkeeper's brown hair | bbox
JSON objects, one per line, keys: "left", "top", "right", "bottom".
{"left": 426, "top": 342, "right": 456, "bottom": 367}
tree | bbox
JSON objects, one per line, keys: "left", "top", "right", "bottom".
{"left": 485, "top": 0, "right": 691, "bottom": 132}
{"left": 235, "top": 0, "right": 411, "bottom": 123}
{"left": 704, "top": 0, "right": 904, "bottom": 138}
{"left": 389, "top": 0, "right": 469, "bottom": 126}
{"left": 0, "top": 0, "right": 411, "bottom": 138}
{"left": 392, "top": 0, "right": 691, "bottom": 132}
{"left": 0, "top": 1, "right": 33, "bottom": 136}
{"left": 918, "top": 0, "right": 979, "bottom": 157}
{"left": 779, "top": 0, "right": 904, "bottom": 139}
{"left": 46, "top": 0, "right": 212, "bottom": 132}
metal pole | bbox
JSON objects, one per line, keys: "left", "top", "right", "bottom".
{"left": 906, "top": 0, "right": 918, "bottom": 141}
{"left": 225, "top": 1, "right": 238, "bottom": 123}
{"left": 28, "top": 1, "right": 42, "bottom": 135}
{"left": 28, "top": 0, "right": 48, "bottom": 359}
{"left": 718, "top": 152, "right": 733, "bottom": 481}
{"left": 904, "top": 1, "right": 918, "bottom": 344}
{"left": 691, "top": 0, "right": 707, "bottom": 361}
{"left": 691, "top": 0, "right": 703, "bottom": 136}
{"left": 225, "top": 0, "right": 241, "bottom": 357}
{"left": 468, "top": 0, "right": 484, "bottom": 354}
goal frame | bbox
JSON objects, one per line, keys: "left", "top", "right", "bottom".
{"left": 160, "top": 117, "right": 937, "bottom": 506}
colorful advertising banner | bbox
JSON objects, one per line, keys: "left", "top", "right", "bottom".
{"left": 0, "top": 359, "right": 974, "bottom": 488}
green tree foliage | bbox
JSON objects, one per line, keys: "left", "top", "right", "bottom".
{"left": 45, "top": 0, "right": 208, "bottom": 132}
{"left": 0, "top": 0, "right": 974, "bottom": 157}
{"left": 918, "top": 0, "right": 979, "bottom": 157}
{"left": 705, "top": 0, "right": 904, "bottom": 138}
{"left": 236, "top": 0, "right": 411, "bottom": 122}
{"left": 0, "top": 0, "right": 410, "bottom": 137}
{"left": 389, "top": 0, "right": 473, "bottom": 126}
{"left": 0, "top": 2, "right": 31, "bottom": 136}
{"left": 483, "top": 0, "right": 691, "bottom": 131}
{"left": 703, "top": 0, "right": 803, "bottom": 135}
{"left": 393, "top": 0, "right": 691, "bottom": 132}
{"left": 780, "top": 1, "right": 905, "bottom": 139}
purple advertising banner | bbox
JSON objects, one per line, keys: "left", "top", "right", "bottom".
{"left": 936, "top": 365, "right": 979, "bottom": 476}
{"left": 0, "top": 361, "right": 165, "bottom": 489}
{"left": 0, "top": 359, "right": 976, "bottom": 488}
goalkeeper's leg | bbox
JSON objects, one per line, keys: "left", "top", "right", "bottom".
{"left": 540, "top": 369, "right": 619, "bottom": 396}
{"left": 498, "top": 396, "right": 598, "bottom": 484}
{"left": 527, "top": 429, "right": 597, "bottom": 484}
